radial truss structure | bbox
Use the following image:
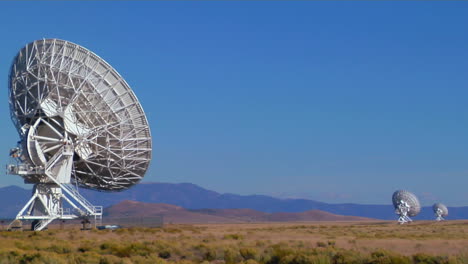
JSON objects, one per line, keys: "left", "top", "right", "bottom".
{"left": 7, "top": 39, "right": 152, "bottom": 230}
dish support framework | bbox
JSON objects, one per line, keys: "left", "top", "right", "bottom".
{"left": 434, "top": 208, "right": 445, "bottom": 221}
{"left": 395, "top": 200, "right": 413, "bottom": 224}
{"left": 7, "top": 143, "right": 102, "bottom": 231}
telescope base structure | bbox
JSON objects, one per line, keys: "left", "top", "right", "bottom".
{"left": 7, "top": 144, "right": 102, "bottom": 231}
{"left": 435, "top": 213, "right": 445, "bottom": 221}
{"left": 435, "top": 208, "right": 446, "bottom": 221}
{"left": 11, "top": 184, "right": 102, "bottom": 231}
{"left": 397, "top": 215, "right": 413, "bottom": 224}
{"left": 396, "top": 202, "right": 413, "bottom": 225}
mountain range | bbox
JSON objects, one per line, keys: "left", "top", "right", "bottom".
{"left": 0, "top": 182, "right": 467, "bottom": 220}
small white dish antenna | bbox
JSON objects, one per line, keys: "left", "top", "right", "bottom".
{"left": 432, "top": 203, "right": 448, "bottom": 221}
{"left": 392, "top": 190, "right": 420, "bottom": 224}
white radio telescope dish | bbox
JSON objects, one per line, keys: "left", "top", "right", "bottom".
{"left": 7, "top": 39, "right": 152, "bottom": 230}
{"left": 392, "top": 190, "right": 420, "bottom": 224}
{"left": 432, "top": 203, "right": 448, "bottom": 221}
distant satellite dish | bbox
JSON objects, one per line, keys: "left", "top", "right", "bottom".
{"left": 432, "top": 203, "right": 448, "bottom": 221}
{"left": 7, "top": 39, "right": 152, "bottom": 230}
{"left": 392, "top": 190, "right": 420, "bottom": 224}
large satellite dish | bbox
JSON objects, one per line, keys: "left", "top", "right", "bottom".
{"left": 7, "top": 39, "right": 152, "bottom": 230}
{"left": 392, "top": 190, "right": 420, "bottom": 224}
{"left": 432, "top": 203, "right": 448, "bottom": 221}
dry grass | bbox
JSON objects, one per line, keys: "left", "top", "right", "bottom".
{"left": 0, "top": 220, "right": 466, "bottom": 263}
{"left": 195, "top": 221, "right": 468, "bottom": 256}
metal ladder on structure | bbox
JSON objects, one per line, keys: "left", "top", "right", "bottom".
{"left": 42, "top": 145, "right": 103, "bottom": 229}
{"left": 62, "top": 183, "right": 104, "bottom": 226}
{"left": 57, "top": 182, "right": 103, "bottom": 228}
{"left": 94, "top": 206, "right": 103, "bottom": 226}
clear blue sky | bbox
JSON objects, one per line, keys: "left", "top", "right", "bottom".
{"left": 0, "top": 2, "right": 467, "bottom": 206}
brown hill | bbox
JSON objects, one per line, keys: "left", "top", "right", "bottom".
{"left": 106, "top": 201, "right": 373, "bottom": 224}
{"left": 105, "top": 200, "right": 243, "bottom": 224}
{"left": 268, "top": 210, "right": 372, "bottom": 222}
{"left": 191, "top": 208, "right": 270, "bottom": 222}
{"left": 192, "top": 208, "right": 371, "bottom": 222}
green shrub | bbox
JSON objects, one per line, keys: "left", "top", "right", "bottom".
{"left": 113, "top": 246, "right": 132, "bottom": 258}
{"left": 18, "top": 253, "right": 42, "bottom": 264}
{"left": 316, "top": 242, "right": 327, "bottom": 248}
{"left": 14, "top": 242, "right": 32, "bottom": 251}
{"left": 224, "top": 247, "right": 241, "bottom": 264}
{"left": 309, "top": 255, "right": 332, "bottom": 264}
{"left": 158, "top": 249, "right": 171, "bottom": 259}
{"left": 98, "top": 255, "right": 124, "bottom": 264}
{"left": 47, "top": 244, "right": 72, "bottom": 254}
{"left": 265, "top": 244, "right": 295, "bottom": 264}
{"left": 413, "top": 253, "right": 450, "bottom": 264}
{"left": 193, "top": 243, "right": 217, "bottom": 262}
{"left": 203, "top": 246, "right": 216, "bottom": 261}
{"left": 69, "top": 252, "right": 103, "bottom": 264}
{"left": 240, "top": 247, "right": 258, "bottom": 261}
{"left": 369, "top": 249, "right": 411, "bottom": 264}
{"left": 332, "top": 250, "right": 365, "bottom": 264}
{"left": 77, "top": 243, "right": 92, "bottom": 253}
{"left": 104, "top": 242, "right": 152, "bottom": 258}
{"left": 277, "top": 253, "right": 331, "bottom": 264}
{"left": 128, "top": 242, "right": 152, "bottom": 257}
{"left": 224, "top": 233, "right": 244, "bottom": 240}
{"left": 164, "top": 227, "right": 182, "bottom": 234}
{"left": 278, "top": 253, "right": 306, "bottom": 264}
{"left": 130, "top": 255, "right": 169, "bottom": 264}
{"left": 99, "top": 242, "right": 115, "bottom": 251}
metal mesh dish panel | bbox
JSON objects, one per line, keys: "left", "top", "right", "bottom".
{"left": 9, "top": 39, "right": 152, "bottom": 191}
{"left": 392, "top": 190, "right": 421, "bottom": 217}
{"left": 432, "top": 203, "right": 448, "bottom": 217}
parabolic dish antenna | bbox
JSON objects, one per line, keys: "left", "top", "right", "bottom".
{"left": 6, "top": 39, "right": 152, "bottom": 230}
{"left": 392, "top": 190, "right": 420, "bottom": 224}
{"left": 432, "top": 203, "right": 448, "bottom": 221}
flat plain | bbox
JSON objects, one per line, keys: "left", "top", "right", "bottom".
{"left": 0, "top": 220, "right": 467, "bottom": 263}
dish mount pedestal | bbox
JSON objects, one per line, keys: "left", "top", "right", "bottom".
{"left": 8, "top": 144, "right": 102, "bottom": 231}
